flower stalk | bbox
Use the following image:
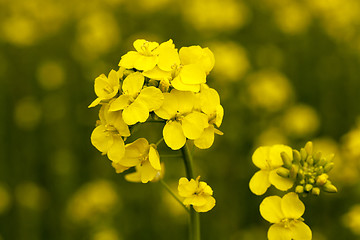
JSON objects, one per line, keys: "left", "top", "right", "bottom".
{"left": 181, "top": 141, "right": 201, "bottom": 240}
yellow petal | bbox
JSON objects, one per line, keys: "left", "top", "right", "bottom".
{"left": 122, "top": 72, "right": 144, "bottom": 96}
{"left": 269, "top": 169, "right": 294, "bottom": 191}
{"left": 133, "top": 39, "right": 159, "bottom": 53}
{"left": 269, "top": 145, "right": 293, "bottom": 167}
{"left": 109, "top": 95, "right": 131, "bottom": 111}
{"left": 179, "top": 46, "right": 203, "bottom": 65}
{"left": 215, "top": 105, "right": 224, "bottom": 127}
{"left": 252, "top": 146, "right": 271, "bottom": 169}
{"left": 118, "top": 51, "right": 139, "bottom": 69}
{"left": 143, "top": 66, "right": 172, "bottom": 80}
{"left": 139, "top": 161, "right": 157, "bottom": 183}
{"left": 182, "top": 112, "right": 208, "bottom": 139}
{"left": 91, "top": 125, "right": 112, "bottom": 153}
{"left": 199, "top": 87, "right": 220, "bottom": 115}
{"left": 281, "top": 192, "right": 305, "bottom": 220}
{"left": 105, "top": 109, "right": 130, "bottom": 137}
{"left": 171, "top": 76, "right": 201, "bottom": 92}
{"left": 112, "top": 162, "right": 129, "bottom": 174}
{"left": 122, "top": 100, "right": 149, "bottom": 125}
{"left": 194, "top": 125, "right": 215, "bottom": 149}
{"left": 260, "top": 195, "right": 284, "bottom": 223}
{"left": 178, "top": 178, "right": 197, "bottom": 197}
{"left": 249, "top": 170, "right": 271, "bottom": 195}
{"left": 179, "top": 64, "right": 206, "bottom": 85}
{"left": 268, "top": 224, "right": 292, "bottom": 240}
{"left": 163, "top": 121, "right": 186, "bottom": 150}
{"left": 149, "top": 146, "right": 161, "bottom": 170}
{"left": 137, "top": 87, "right": 164, "bottom": 111}
{"left": 88, "top": 98, "right": 101, "bottom": 108}
{"left": 157, "top": 40, "right": 180, "bottom": 71}
{"left": 290, "top": 221, "right": 312, "bottom": 240}
{"left": 154, "top": 92, "right": 178, "bottom": 119}
{"left": 125, "top": 170, "right": 142, "bottom": 183}
{"left": 171, "top": 89, "right": 195, "bottom": 114}
{"left": 134, "top": 55, "right": 158, "bottom": 71}
{"left": 200, "top": 47, "right": 215, "bottom": 74}
{"left": 107, "top": 136, "right": 125, "bottom": 163}
{"left": 193, "top": 196, "right": 215, "bottom": 213}
{"left": 184, "top": 195, "right": 207, "bottom": 206}
{"left": 199, "top": 182, "right": 213, "bottom": 195}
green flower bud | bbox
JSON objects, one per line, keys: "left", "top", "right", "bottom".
{"left": 300, "top": 179, "right": 305, "bottom": 185}
{"left": 297, "top": 168, "right": 304, "bottom": 180}
{"left": 290, "top": 164, "right": 299, "bottom": 179}
{"left": 305, "top": 184, "right": 313, "bottom": 192}
{"left": 306, "top": 156, "right": 314, "bottom": 166}
{"left": 293, "top": 150, "right": 301, "bottom": 163}
{"left": 317, "top": 158, "right": 326, "bottom": 167}
{"left": 304, "top": 141, "right": 313, "bottom": 155}
{"left": 147, "top": 79, "right": 159, "bottom": 87}
{"left": 324, "top": 162, "right": 334, "bottom": 173}
{"left": 309, "top": 177, "right": 315, "bottom": 184}
{"left": 313, "top": 151, "right": 322, "bottom": 165}
{"left": 316, "top": 166, "right": 324, "bottom": 175}
{"left": 300, "top": 148, "right": 307, "bottom": 162}
{"left": 312, "top": 187, "right": 321, "bottom": 196}
{"left": 277, "top": 167, "right": 290, "bottom": 178}
{"left": 281, "top": 152, "right": 293, "bottom": 169}
{"left": 326, "top": 153, "right": 335, "bottom": 162}
{"left": 295, "top": 185, "right": 304, "bottom": 194}
{"left": 323, "top": 181, "right": 337, "bottom": 193}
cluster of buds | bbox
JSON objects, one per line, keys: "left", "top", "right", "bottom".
{"left": 279, "top": 141, "right": 337, "bottom": 196}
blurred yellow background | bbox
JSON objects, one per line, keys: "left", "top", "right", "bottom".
{"left": 1, "top": 0, "right": 360, "bottom": 239}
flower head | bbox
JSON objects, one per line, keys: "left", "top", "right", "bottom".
{"left": 260, "top": 192, "right": 312, "bottom": 240}
{"left": 178, "top": 176, "right": 215, "bottom": 212}
{"left": 249, "top": 144, "right": 295, "bottom": 195}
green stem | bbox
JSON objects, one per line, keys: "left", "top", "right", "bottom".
{"left": 181, "top": 142, "right": 200, "bottom": 240}
{"left": 160, "top": 180, "right": 190, "bottom": 213}
{"left": 155, "top": 137, "right": 164, "bottom": 147}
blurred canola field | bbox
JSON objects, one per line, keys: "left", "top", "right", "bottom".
{"left": 1, "top": 0, "right": 360, "bottom": 239}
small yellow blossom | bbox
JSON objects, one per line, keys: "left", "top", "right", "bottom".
{"left": 194, "top": 86, "right": 224, "bottom": 149}
{"left": 154, "top": 89, "right": 208, "bottom": 150}
{"left": 260, "top": 192, "right": 312, "bottom": 240}
{"left": 88, "top": 69, "right": 122, "bottom": 108}
{"left": 249, "top": 145, "right": 294, "bottom": 195}
{"left": 109, "top": 72, "right": 164, "bottom": 125}
{"left": 91, "top": 104, "right": 130, "bottom": 163}
{"left": 116, "top": 138, "right": 162, "bottom": 183}
{"left": 178, "top": 176, "right": 215, "bottom": 213}
{"left": 119, "top": 39, "right": 159, "bottom": 71}
{"left": 171, "top": 46, "right": 215, "bottom": 92}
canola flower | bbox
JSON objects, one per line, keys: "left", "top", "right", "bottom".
{"left": 178, "top": 176, "right": 215, "bottom": 213}
{"left": 250, "top": 142, "right": 338, "bottom": 240}
{"left": 260, "top": 192, "right": 312, "bottom": 240}
{"left": 89, "top": 38, "right": 223, "bottom": 240}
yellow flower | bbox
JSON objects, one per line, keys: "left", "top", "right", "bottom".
{"left": 171, "top": 45, "right": 215, "bottom": 92}
{"left": 119, "top": 39, "right": 159, "bottom": 71}
{"left": 249, "top": 145, "right": 294, "bottom": 195}
{"left": 109, "top": 72, "right": 164, "bottom": 125}
{"left": 260, "top": 192, "right": 312, "bottom": 240}
{"left": 118, "top": 138, "right": 162, "bottom": 183}
{"left": 178, "top": 176, "right": 215, "bottom": 213}
{"left": 154, "top": 89, "right": 208, "bottom": 150}
{"left": 194, "top": 86, "right": 224, "bottom": 149}
{"left": 91, "top": 103, "right": 130, "bottom": 163}
{"left": 88, "top": 69, "right": 122, "bottom": 108}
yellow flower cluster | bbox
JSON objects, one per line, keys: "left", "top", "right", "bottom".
{"left": 250, "top": 142, "right": 338, "bottom": 240}
{"left": 89, "top": 39, "right": 223, "bottom": 184}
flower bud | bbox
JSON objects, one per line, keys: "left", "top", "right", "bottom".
{"left": 277, "top": 167, "right": 290, "bottom": 178}
{"left": 316, "top": 173, "right": 328, "bottom": 186}
{"left": 313, "top": 151, "right": 322, "bottom": 165}
{"left": 300, "top": 148, "right": 307, "bottom": 162}
{"left": 306, "top": 156, "right": 314, "bottom": 166}
{"left": 324, "top": 162, "right": 334, "bottom": 173}
{"left": 281, "top": 152, "right": 293, "bottom": 169}
{"left": 295, "top": 185, "right": 304, "bottom": 194}
{"left": 304, "top": 141, "right": 313, "bottom": 155}
{"left": 305, "top": 184, "right": 313, "bottom": 192}
{"left": 290, "top": 164, "right": 299, "bottom": 179}
{"left": 293, "top": 150, "right": 301, "bottom": 163}
{"left": 323, "top": 181, "right": 337, "bottom": 193}
{"left": 312, "top": 187, "right": 320, "bottom": 196}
